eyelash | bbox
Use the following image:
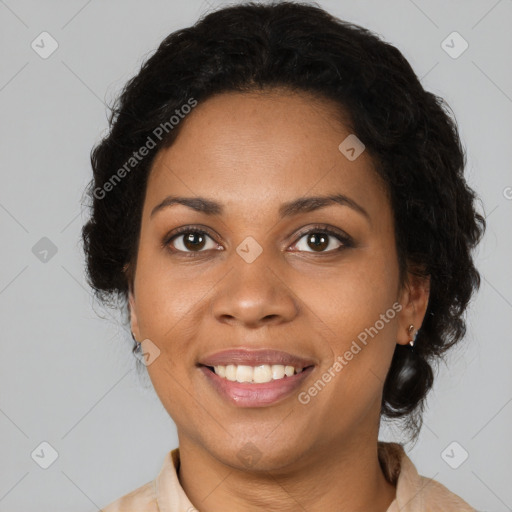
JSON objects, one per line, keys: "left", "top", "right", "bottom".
{"left": 162, "top": 224, "right": 353, "bottom": 256}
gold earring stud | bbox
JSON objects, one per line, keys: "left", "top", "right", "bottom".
{"left": 407, "top": 324, "right": 417, "bottom": 347}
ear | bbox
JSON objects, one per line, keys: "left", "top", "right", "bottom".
{"left": 128, "top": 288, "right": 141, "bottom": 342}
{"left": 396, "top": 272, "right": 430, "bottom": 346}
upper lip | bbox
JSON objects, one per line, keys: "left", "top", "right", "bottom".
{"left": 198, "top": 349, "right": 316, "bottom": 368}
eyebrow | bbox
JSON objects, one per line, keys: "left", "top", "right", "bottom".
{"left": 150, "top": 193, "right": 370, "bottom": 223}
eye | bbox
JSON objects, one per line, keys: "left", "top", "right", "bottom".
{"left": 291, "top": 226, "right": 352, "bottom": 253}
{"left": 165, "top": 227, "right": 219, "bottom": 253}
{"left": 163, "top": 224, "right": 352, "bottom": 255}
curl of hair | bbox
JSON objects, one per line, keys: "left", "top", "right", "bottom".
{"left": 81, "top": 1, "right": 485, "bottom": 439}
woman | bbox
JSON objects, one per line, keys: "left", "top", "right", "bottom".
{"left": 82, "top": 2, "right": 485, "bottom": 510}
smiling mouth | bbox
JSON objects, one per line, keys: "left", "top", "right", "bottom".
{"left": 202, "top": 363, "right": 314, "bottom": 384}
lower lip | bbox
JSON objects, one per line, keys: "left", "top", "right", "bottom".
{"left": 199, "top": 365, "right": 314, "bottom": 407}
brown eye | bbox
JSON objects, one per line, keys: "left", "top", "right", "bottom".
{"left": 305, "top": 232, "right": 329, "bottom": 252}
{"left": 182, "top": 232, "right": 206, "bottom": 251}
{"left": 292, "top": 227, "right": 351, "bottom": 253}
{"left": 168, "top": 230, "right": 217, "bottom": 253}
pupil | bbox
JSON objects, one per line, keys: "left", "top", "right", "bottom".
{"left": 184, "top": 232, "right": 205, "bottom": 251}
{"left": 308, "top": 233, "right": 328, "bottom": 251}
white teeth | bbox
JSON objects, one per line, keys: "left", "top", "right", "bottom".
{"left": 212, "top": 364, "right": 304, "bottom": 383}
{"left": 225, "top": 364, "right": 237, "bottom": 380}
{"left": 253, "top": 364, "right": 272, "bottom": 383}
{"left": 236, "top": 365, "right": 253, "bottom": 383}
{"left": 284, "top": 365, "right": 294, "bottom": 377}
{"left": 271, "top": 364, "right": 285, "bottom": 380}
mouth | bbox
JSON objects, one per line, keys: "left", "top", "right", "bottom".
{"left": 201, "top": 363, "right": 313, "bottom": 383}
{"left": 198, "top": 362, "right": 315, "bottom": 407}
{"left": 197, "top": 348, "right": 317, "bottom": 407}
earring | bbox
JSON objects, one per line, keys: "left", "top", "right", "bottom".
{"left": 407, "top": 324, "right": 418, "bottom": 347}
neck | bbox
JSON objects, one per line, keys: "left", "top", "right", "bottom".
{"left": 177, "top": 430, "right": 396, "bottom": 512}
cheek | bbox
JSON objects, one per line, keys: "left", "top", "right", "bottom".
{"left": 305, "top": 289, "right": 398, "bottom": 420}
{"left": 295, "top": 250, "right": 399, "bottom": 393}
{"left": 298, "top": 249, "right": 399, "bottom": 337}
{"left": 133, "top": 245, "right": 199, "bottom": 331}
{"left": 132, "top": 256, "right": 225, "bottom": 393}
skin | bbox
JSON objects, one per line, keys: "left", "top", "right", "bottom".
{"left": 127, "top": 88, "right": 430, "bottom": 512}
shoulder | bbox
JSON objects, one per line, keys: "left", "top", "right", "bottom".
{"left": 99, "top": 449, "right": 182, "bottom": 511}
{"left": 413, "top": 474, "right": 476, "bottom": 511}
{"left": 100, "top": 480, "right": 158, "bottom": 511}
{"left": 379, "top": 442, "right": 476, "bottom": 512}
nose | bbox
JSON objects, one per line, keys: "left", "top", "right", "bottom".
{"left": 211, "top": 250, "right": 299, "bottom": 328}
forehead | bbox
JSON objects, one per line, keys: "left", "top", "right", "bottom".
{"left": 144, "top": 89, "right": 388, "bottom": 219}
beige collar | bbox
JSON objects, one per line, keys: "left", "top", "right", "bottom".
{"left": 152, "top": 442, "right": 474, "bottom": 511}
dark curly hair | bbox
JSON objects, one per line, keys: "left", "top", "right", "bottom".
{"left": 81, "top": 1, "right": 485, "bottom": 439}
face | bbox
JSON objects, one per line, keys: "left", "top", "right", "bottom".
{"left": 128, "top": 89, "right": 429, "bottom": 471}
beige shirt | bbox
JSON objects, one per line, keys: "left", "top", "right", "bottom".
{"left": 101, "top": 442, "right": 475, "bottom": 511}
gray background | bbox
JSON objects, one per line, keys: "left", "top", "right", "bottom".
{"left": 1, "top": 0, "right": 511, "bottom": 510}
